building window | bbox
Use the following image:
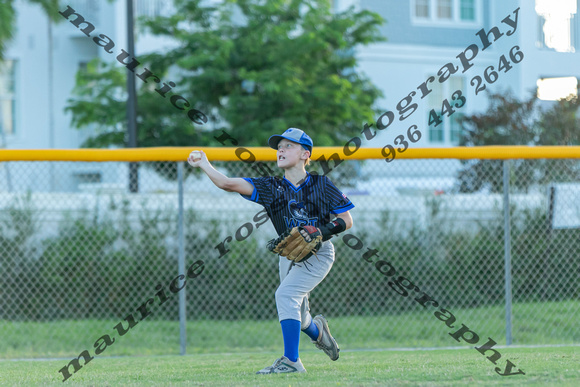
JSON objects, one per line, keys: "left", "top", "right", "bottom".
{"left": 427, "top": 76, "right": 465, "bottom": 145}
{"left": 448, "top": 76, "right": 464, "bottom": 144}
{"left": 412, "top": 0, "right": 480, "bottom": 25}
{"left": 0, "top": 61, "right": 17, "bottom": 136}
{"left": 460, "top": 0, "right": 475, "bottom": 21}
{"left": 75, "top": 172, "right": 102, "bottom": 184}
{"left": 416, "top": 0, "right": 430, "bottom": 18}
{"left": 68, "top": 0, "right": 101, "bottom": 24}
{"left": 79, "top": 61, "right": 88, "bottom": 72}
{"left": 429, "top": 120, "right": 445, "bottom": 142}
{"left": 536, "top": 0, "right": 577, "bottom": 52}
{"left": 427, "top": 79, "right": 445, "bottom": 143}
{"left": 74, "top": 172, "right": 102, "bottom": 192}
{"left": 450, "top": 113, "right": 463, "bottom": 143}
{"left": 437, "top": 0, "right": 452, "bottom": 19}
{"left": 537, "top": 77, "right": 578, "bottom": 100}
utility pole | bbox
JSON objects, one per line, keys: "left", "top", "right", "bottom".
{"left": 48, "top": 15, "right": 55, "bottom": 192}
{"left": 127, "top": 0, "right": 139, "bottom": 193}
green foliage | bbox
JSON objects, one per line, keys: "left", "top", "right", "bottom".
{"left": 66, "top": 60, "right": 128, "bottom": 145}
{"left": 0, "top": 1, "right": 17, "bottom": 63}
{"left": 457, "top": 91, "right": 580, "bottom": 193}
{"left": 66, "top": 0, "right": 385, "bottom": 150}
{"left": 2, "top": 194, "right": 577, "bottom": 322}
{"left": 27, "top": 0, "right": 64, "bottom": 20}
{"left": 0, "top": 196, "right": 181, "bottom": 320}
{"left": 0, "top": 0, "right": 64, "bottom": 62}
{"left": 0, "top": 193, "right": 40, "bottom": 320}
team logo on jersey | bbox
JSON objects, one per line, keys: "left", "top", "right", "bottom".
{"left": 284, "top": 199, "right": 317, "bottom": 228}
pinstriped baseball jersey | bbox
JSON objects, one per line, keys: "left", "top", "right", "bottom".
{"left": 241, "top": 172, "right": 354, "bottom": 236}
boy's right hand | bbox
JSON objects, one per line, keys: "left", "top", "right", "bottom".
{"left": 187, "top": 150, "right": 208, "bottom": 167}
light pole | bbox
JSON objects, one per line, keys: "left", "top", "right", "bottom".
{"left": 127, "top": 0, "right": 139, "bottom": 193}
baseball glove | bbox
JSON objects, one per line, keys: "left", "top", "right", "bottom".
{"left": 267, "top": 226, "right": 323, "bottom": 262}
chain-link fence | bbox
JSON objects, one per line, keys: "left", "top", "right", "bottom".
{"left": 0, "top": 151, "right": 579, "bottom": 361}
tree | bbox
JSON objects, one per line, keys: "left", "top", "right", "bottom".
{"left": 456, "top": 90, "right": 580, "bottom": 193}
{"left": 0, "top": 0, "right": 62, "bottom": 62}
{"left": 65, "top": 0, "right": 385, "bottom": 151}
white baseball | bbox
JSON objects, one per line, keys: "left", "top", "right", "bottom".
{"left": 190, "top": 150, "right": 202, "bottom": 161}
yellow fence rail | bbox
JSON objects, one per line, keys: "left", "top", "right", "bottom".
{"left": 0, "top": 146, "right": 579, "bottom": 162}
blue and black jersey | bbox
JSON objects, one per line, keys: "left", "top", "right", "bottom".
{"left": 241, "top": 172, "right": 354, "bottom": 236}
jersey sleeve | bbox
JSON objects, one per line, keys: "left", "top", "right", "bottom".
{"left": 325, "top": 177, "right": 355, "bottom": 214}
{"left": 239, "top": 177, "right": 275, "bottom": 207}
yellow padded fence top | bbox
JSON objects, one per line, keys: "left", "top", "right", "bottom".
{"left": 0, "top": 146, "right": 579, "bottom": 162}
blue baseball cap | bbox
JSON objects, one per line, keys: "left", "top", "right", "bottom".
{"left": 268, "top": 128, "right": 313, "bottom": 153}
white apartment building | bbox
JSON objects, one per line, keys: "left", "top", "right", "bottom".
{"left": 0, "top": 0, "right": 578, "bottom": 193}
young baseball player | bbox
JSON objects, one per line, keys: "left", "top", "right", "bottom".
{"left": 187, "top": 128, "right": 354, "bottom": 374}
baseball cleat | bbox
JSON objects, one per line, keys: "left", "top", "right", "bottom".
{"left": 256, "top": 356, "right": 307, "bottom": 374}
{"left": 312, "top": 314, "right": 340, "bottom": 361}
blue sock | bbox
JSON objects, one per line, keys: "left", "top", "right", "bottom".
{"left": 303, "top": 320, "right": 320, "bottom": 341}
{"left": 280, "top": 319, "right": 301, "bottom": 362}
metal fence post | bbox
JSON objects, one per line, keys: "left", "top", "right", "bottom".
{"left": 503, "top": 159, "right": 513, "bottom": 345}
{"left": 177, "top": 161, "right": 187, "bottom": 355}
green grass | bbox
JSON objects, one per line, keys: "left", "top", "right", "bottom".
{"left": 1, "top": 346, "right": 578, "bottom": 386}
{"left": 2, "top": 300, "right": 578, "bottom": 359}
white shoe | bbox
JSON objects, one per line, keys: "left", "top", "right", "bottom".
{"left": 256, "top": 356, "right": 307, "bottom": 374}
{"left": 312, "top": 315, "right": 340, "bottom": 361}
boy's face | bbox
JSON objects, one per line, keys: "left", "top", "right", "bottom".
{"left": 276, "top": 138, "right": 310, "bottom": 169}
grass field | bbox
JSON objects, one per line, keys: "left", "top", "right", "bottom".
{"left": 1, "top": 346, "right": 578, "bottom": 386}
{"left": 2, "top": 300, "right": 578, "bottom": 385}
{"left": 2, "top": 300, "right": 579, "bottom": 359}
